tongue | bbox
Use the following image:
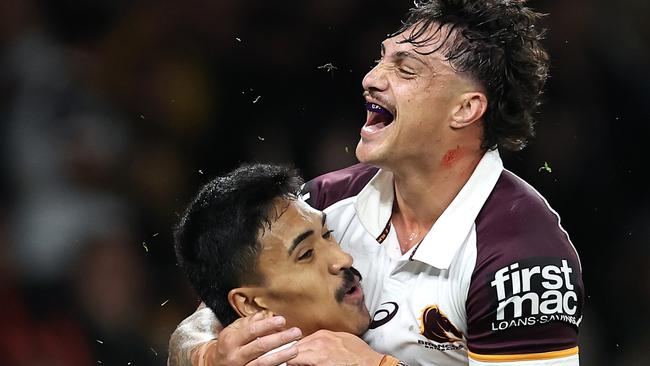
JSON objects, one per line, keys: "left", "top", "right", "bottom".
{"left": 363, "top": 122, "right": 386, "bottom": 133}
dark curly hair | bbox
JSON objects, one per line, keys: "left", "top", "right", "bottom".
{"left": 394, "top": 0, "right": 549, "bottom": 151}
{"left": 174, "top": 163, "right": 304, "bottom": 326}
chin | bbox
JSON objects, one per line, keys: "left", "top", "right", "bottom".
{"left": 356, "top": 316, "right": 371, "bottom": 336}
{"left": 332, "top": 308, "right": 370, "bottom": 336}
{"left": 347, "top": 307, "right": 371, "bottom": 336}
{"left": 353, "top": 315, "right": 371, "bottom": 336}
{"left": 356, "top": 140, "right": 385, "bottom": 165}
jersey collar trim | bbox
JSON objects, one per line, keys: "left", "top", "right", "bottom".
{"left": 354, "top": 168, "right": 394, "bottom": 238}
{"left": 354, "top": 149, "right": 504, "bottom": 269}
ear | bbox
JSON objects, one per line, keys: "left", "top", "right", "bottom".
{"left": 228, "top": 287, "right": 268, "bottom": 318}
{"left": 450, "top": 92, "right": 487, "bottom": 129}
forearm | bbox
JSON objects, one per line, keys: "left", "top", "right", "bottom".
{"left": 168, "top": 304, "right": 222, "bottom": 366}
{"left": 379, "top": 354, "right": 409, "bottom": 366}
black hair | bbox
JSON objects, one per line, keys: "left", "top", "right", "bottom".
{"left": 174, "top": 163, "right": 304, "bottom": 326}
{"left": 394, "top": 0, "right": 549, "bottom": 151}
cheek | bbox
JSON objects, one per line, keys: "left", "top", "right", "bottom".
{"left": 269, "top": 269, "right": 336, "bottom": 300}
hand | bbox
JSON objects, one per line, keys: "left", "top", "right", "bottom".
{"left": 204, "top": 311, "right": 303, "bottom": 366}
{"left": 288, "top": 330, "right": 383, "bottom": 366}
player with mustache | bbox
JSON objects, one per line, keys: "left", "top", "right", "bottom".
{"left": 171, "top": 164, "right": 374, "bottom": 365}
{"left": 168, "top": 1, "right": 584, "bottom": 365}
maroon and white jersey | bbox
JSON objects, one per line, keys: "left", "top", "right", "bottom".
{"left": 302, "top": 150, "right": 583, "bottom": 365}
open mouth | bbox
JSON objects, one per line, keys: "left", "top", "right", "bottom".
{"left": 342, "top": 275, "right": 363, "bottom": 301}
{"left": 345, "top": 283, "right": 359, "bottom": 295}
{"left": 364, "top": 102, "right": 395, "bottom": 132}
{"left": 336, "top": 267, "right": 364, "bottom": 304}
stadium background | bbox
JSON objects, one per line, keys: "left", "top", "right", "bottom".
{"left": 0, "top": 0, "right": 648, "bottom": 365}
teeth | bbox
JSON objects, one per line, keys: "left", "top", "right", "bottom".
{"left": 365, "top": 102, "right": 392, "bottom": 117}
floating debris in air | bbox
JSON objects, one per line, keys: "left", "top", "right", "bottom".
{"left": 257, "top": 136, "right": 265, "bottom": 141}
{"left": 538, "top": 161, "right": 552, "bottom": 173}
{"left": 317, "top": 63, "right": 338, "bottom": 75}
{"left": 253, "top": 96, "right": 261, "bottom": 104}
{"left": 160, "top": 299, "right": 170, "bottom": 307}
{"left": 142, "top": 242, "right": 149, "bottom": 252}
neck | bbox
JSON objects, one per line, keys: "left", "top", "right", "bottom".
{"left": 389, "top": 145, "right": 484, "bottom": 247}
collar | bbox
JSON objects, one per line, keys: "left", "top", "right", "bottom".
{"left": 354, "top": 149, "right": 504, "bottom": 269}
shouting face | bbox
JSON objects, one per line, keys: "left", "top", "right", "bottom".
{"left": 357, "top": 22, "right": 485, "bottom": 171}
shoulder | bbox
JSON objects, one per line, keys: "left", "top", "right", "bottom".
{"left": 465, "top": 170, "right": 583, "bottom": 364}
{"left": 302, "top": 163, "right": 379, "bottom": 211}
{"left": 474, "top": 169, "right": 580, "bottom": 262}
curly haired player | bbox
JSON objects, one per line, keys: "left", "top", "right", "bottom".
{"left": 168, "top": 1, "right": 583, "bottom": 365}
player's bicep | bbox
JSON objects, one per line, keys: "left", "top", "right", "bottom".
{"left": 466, "top": 257, "right": 583, "bottom": 365}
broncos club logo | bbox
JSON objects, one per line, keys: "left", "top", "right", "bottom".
{"left": 419, "top": 305, "right": 463, "bottom": 343}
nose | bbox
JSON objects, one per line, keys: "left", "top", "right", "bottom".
{"left": 329, "top": 246, "right": 353, "bottom": 275}
{"left": 362, "top": 62, "right": 388, "bottom": 93}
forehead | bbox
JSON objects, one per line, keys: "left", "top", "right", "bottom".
{"left": 383, "top": 22, "right": 458, "bottom": 62}
{"left": 259, "top": 199, "right": 322, "bottom": 250}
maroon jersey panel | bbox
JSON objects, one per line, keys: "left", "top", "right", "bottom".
{"left": 467, "top": 170, "right": 584, "bottom": 355}
{"left": 302, "top": 163, "right": 379, "bottom": 211}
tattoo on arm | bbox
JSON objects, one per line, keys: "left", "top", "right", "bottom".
{"left": 167, "top": 304, "right": 222, "bottom": 366}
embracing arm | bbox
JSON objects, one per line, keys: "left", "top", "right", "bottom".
{"left": 168, "top": 303, "right": 221, "bottom": 366}
{"left": 288, "top": 330, "right": 408, "bottom": 366}
{"left": 168, "top": 303, "right": 303, "bottom": 366}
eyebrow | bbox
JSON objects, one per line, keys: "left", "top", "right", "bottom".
{"left": 287, "top": 213, "right": 327, "bottom": 256}
{"left": 394, "top": 51, "right": 427, "bottom": 66}
{"left": 380, "top": 42, "right": 427, "bottom": 67}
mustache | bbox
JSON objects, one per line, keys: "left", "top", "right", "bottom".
{"left": 335, "top": 266, "right": 362, "bottom": 303}
{"left": 362, "top": 90, "right": 391, "bottom": 109}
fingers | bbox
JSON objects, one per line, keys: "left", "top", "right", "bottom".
{"left": 294, "top": 329, "right": 333, "bottom": 346}
{"left": 289, "top": 332, "right": 331, "bottom": 366}
{"left": 292, "top": 332, "right": 382, "bottom": 366}
{"left": 246, "top": 342, "right": 299, "bottom": 366}
{"left": 215, "top": 311, "right": 302, "bottom": 365}
{"left": 238, "top": 326, "right": 302, "bottom": 363}
{"left": 286, "top": 348, "right": 319, "bottom": 366}
{"left": 225, "top": 311, "right": 284, "bottom": 347}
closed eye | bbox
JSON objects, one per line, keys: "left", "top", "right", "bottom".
{"left": 298, "top": 249, "right": 314, "bottom": 261}
{"left": 323, "top": 229, "right": 334, "bottom": 239}
{"left": 399, "top": 68, "right": 416, "bottom": 76}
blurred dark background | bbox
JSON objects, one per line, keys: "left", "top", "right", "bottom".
{"left": 0, "top": 0, "right": 648, "bottom": 365}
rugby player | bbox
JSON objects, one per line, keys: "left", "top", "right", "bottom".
{"left": 168, "top": 1, "right": 584, "bottom": 365}
{"left": 170, "top": 164, "right": 372, "bottom": 366}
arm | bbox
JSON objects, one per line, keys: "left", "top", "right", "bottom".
{"left": 168, "top": 303, "right": 303, "bottom": 366}
{"left": 288, "top": 330, "right": 407, "bottom": 366}
{"left": 168, "top": 303, "right": 221, "bottom": 366}
{"left": 467, "top": 187, "right": 584, "bottom": 365}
